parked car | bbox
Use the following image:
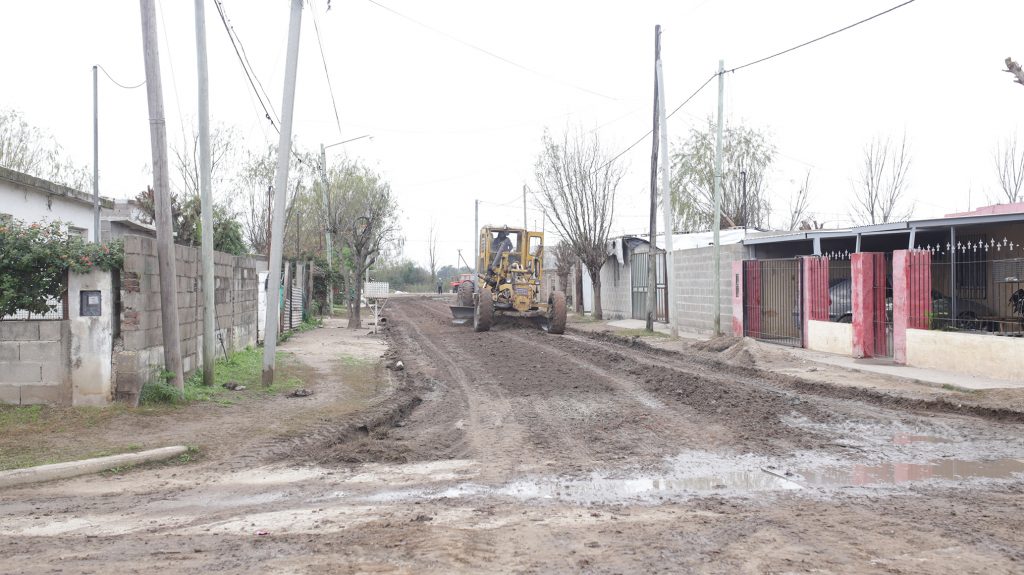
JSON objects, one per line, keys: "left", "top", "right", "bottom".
{"left": 826, "top": 278, "right": 993, "bottom": 329}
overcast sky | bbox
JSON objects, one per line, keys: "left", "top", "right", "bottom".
{"left": 3, "top": 0, "right": 1023, "bottom": 269}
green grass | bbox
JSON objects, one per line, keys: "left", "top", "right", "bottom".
{"left": 0, "top": 405, "right": 43, "bottom": 427}
{"left": 139, "top": 348, "right": 304, "bottom": 406}
{"left": 617, "top": 328, "right": 670, "bottom": 338}
{"left": 339, "top": 354, "right": 373, "bottom": 366}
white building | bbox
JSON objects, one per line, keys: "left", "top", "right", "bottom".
{"left": 0, "top": 166, "right": 111, "bottom": 240}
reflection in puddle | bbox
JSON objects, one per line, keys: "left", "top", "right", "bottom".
{"left": 499, "top": 472, "right": 801, "bottom": 504}
{"left": 797, "top": 458, "right": 1024, "bottom": 487}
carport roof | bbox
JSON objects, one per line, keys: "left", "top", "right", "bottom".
{"left": 742, "top": 210, "right": 1024, "bottom": 246}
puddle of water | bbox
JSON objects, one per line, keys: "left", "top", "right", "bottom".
{"left": 499, "top": 472, "right": 801, "bottom": 504}
{"left": 796, "top": 458, "right": 1024, "bottom": 487}
{"left": 892, "top": 434, "right": 950, "bottom": 445}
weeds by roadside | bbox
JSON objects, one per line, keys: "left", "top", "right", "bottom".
{"left": 139, "top": 348, "right": 305, "bottom": 406}
{"left": 617, "top": 328, "right": 670, "bottom": 338}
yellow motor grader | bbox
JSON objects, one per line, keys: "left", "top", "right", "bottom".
{"left": 450, "top": 225, "right": 567, "bottom": 334}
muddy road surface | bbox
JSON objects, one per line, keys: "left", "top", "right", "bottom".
{"left": 2, "top": 296, "right": 1023, "bottom": 574}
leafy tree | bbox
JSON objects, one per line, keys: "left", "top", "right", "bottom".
{"left": 0, "top": 108, "right": 90, "bottom": 190}
{"left": 132, "top": 188, "right": 247, "bottom": 255}
{"left": 533, "top": 126, "right": 624, "bottom": 320}
{"left": 850, "top": 134, "right": 913, "bottom": 225}
{"left": 374, "top": 259, "right": 431, "bottom": 291}
{"left": 323, "top": 160, "right": 401, "bottom": 327}
{"left": 670, "top": 118, "right": 775, "bottom": 232}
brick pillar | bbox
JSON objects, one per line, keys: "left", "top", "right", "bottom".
{"left": 801, "top": 256, "right": 829, "bottom": 348}
{"left": 732, "top": 260, "right": 743, "bottom": 336}
{"left": 851, "top": 252, "right": 876, "bottom": 358}
{"left": 893, "top": 249, "right": 932, "bottom": 364}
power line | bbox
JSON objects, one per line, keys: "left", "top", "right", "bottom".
{"left": 309, "top": 0, "right": 343, "bottom": 134}
{"left": 366, "top": 0, "right": 622, "bottom": 102}
{"left": 96, "top": 65, "right": 145, "bottom": 89}
{"left": 727, "top": 0, "right": 918, "bottom": 73}
{"left": 213, "top": 0, "right": 280, "bottom": 130}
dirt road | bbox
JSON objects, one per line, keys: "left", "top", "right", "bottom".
{"left": 2, "top": 296, "right": 1023, "bottom": 574}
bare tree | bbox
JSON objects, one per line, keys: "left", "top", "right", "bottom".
{"left": 670, "top": 119, "right": 775, "bottom": 232}
{"left": 0, "top": 108, "right": 89, "bottom": 190}
{"left": 850, "top": 134, "right": 914, "bottom": 225}
{"left": 533, "top": 126, "right": 624, "bottom": 319}
{"left": 550, "top": 241, "right": 575, "bottom": 297}
{"left": 325, "top": 161, "right": 401, "bottom": 328}
{"left": 785, "top": 171, "right": 812, "bottom": 231}
{"left": 171, "top": 123, "right": 239, "bottom": 200}
{"left": 1005, "top": 57, "right": 1024, "bottom": 87}
{"left": 427, "top": 221, "right": 439, "bottom": 285}
{"left": 994, "top": 134, "right": 1024, "bottom": 203}
{"left": 235, "top": 144, "right": 312, "bottom": 255}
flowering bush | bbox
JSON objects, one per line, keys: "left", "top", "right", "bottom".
{"left": 0, "top": 219, "right": 123, "bottom": 317}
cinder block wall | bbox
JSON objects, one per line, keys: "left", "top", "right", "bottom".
{"left": 673, "top": 244, "right": 750, "bottom": 334}
{"left": 599, "top": 258, "right": 632, "bottom": 320}
{"left": 0, "top": 321, "right": 71, "bottom": 405}
{"left": 115, "top": 235, "right": 262, "bottom": 403}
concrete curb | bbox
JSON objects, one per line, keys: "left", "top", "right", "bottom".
{"left": 0, "top": 445, "right": 189, "bottom": 489}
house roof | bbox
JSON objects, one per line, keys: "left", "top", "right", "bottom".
{"left": 0, "top": 166, "right": 114, "bottom": 209}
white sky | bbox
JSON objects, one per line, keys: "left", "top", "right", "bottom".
{"left": 3, "top": 0, "right": 1023, "bottom": 269}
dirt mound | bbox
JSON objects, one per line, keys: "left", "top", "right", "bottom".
{"left": 690, "top": 336, "right": 759, "bottom": 367}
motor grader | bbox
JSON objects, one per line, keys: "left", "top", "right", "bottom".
{"left": 450, "top": 225, "right": 567, "bottom": 334}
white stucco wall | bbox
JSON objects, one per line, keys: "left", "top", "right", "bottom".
{"left": 806, "top": 320, "right": 853, "bottom": 356}
{"left": 906, "top": 329, "right": 1024, "bottom": 382}
{"left": 0, "top": 169, "right": 99, "bottom": 240}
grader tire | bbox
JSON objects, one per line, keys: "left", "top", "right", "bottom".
{"left": 547, "top": 291, "right": 567, "bottom": 334}
{"left": 474, "top": 287, "right": 493, "bottom": 332}
{"left": 457, "top": 280, "right": 475, "bottom": 307}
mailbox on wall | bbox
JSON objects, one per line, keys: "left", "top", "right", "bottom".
{"left": 81, "top": 290, "right": 102, "bottom": 316}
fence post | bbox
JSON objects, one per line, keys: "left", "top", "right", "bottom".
{"left": 732, "top": 260, "right": 744, "bottom": 337}
{"left": 851, "top": 252, "right": 876, "bottom": 358}
{"left": 801, "top": 256, "right": 829, "bottom": 349}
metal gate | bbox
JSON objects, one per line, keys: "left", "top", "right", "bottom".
{"left": 631, "top": 251, "right": 668, "bottom": 322}
{"left": 743, "top": 258, "right": 802, "bottom": 347}
{"left": 871, "top": 253, "right": 894, "bottom": 357}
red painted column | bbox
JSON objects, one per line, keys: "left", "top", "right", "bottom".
{"left": 893, "top": 249, "right": 932, "bottom": 364}
{"left": 732, "top": 260, "right": 744, "bottom": 337}
{"left": 851, "top": 252, "right": 876, "bottom": 358}
{"left": 800, "top": 256, "right": 829, "bottom": 348}
{"left": 745, "top": 261, "right": 762, "bottom": 338}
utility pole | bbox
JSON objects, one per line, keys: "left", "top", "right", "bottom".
{"left": 262, "top": 0, "right": 303, "bottom": 387}
{"left": 320, "top": 144, "right": 333, "bottom": 315}
{"left": 473, "top": 199, "right": 479, "bottom": 278}
{"left": 657, "top": 32, "right": 676, "bottom": 337}
{"left": 522, "top": 185, "right": 527, "bottom": 230}
{"left": 139, "top": 0, "right": 184, "bottom": 392}
{"left": 712, "top": 60, "right": 725, "bottom": 336}
{"left": 646, "top": 25, "right": 660, "bottom": 333}
{"left": 740, "top": 170, "right": 747, "bottom": 228}
{"left": 92, "top": 66, "right": 100, "bottom": 243}
{"left": 195, "top": 0, "right": 216, "bottom": 387}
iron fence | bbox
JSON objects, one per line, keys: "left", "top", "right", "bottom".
{"left": 912, "top": 237, "right": 1024, "bottom": 335}
{"left": 823, "top": 251, "right": 852, "bottom": 323}
{"left": 630, "top": 251, "right": 668, "bottom": 323}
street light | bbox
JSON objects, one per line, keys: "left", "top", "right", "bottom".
{"left": 319, "top": 134, "right": 372, "bottom": 315}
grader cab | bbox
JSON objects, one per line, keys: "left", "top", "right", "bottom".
{"left": 449, "top": 225, "right": 567, "bottom": 334}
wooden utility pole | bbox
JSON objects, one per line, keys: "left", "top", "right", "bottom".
{"left": 139, "top": 0, "right": 184, "bottom": 392}
{"left": 262, "top": 0, "right": 303, "bottom": 386}
{"left": 712, "top": 60, "right": 725, "bottom": 336}
{"left": 657, "top": 37, "right": 676, "bottom": 337}
{"left": 195, "top": 0, "right": 216, "bottom": 386}
{"left": 646, "top": 25, "right": 661, "bottom": 332}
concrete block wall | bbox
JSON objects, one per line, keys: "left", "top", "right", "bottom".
{"left": 114, "top": 235, "right": 264, "bottom": 403}
{"left": 0, "top": 321, "right": 71, "bottom": 405}
{"left": 672, "top": 244, "right": 749, "bottom": 334}
{"left": 599, "top": 259, "right": 633, "bottom": 320}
